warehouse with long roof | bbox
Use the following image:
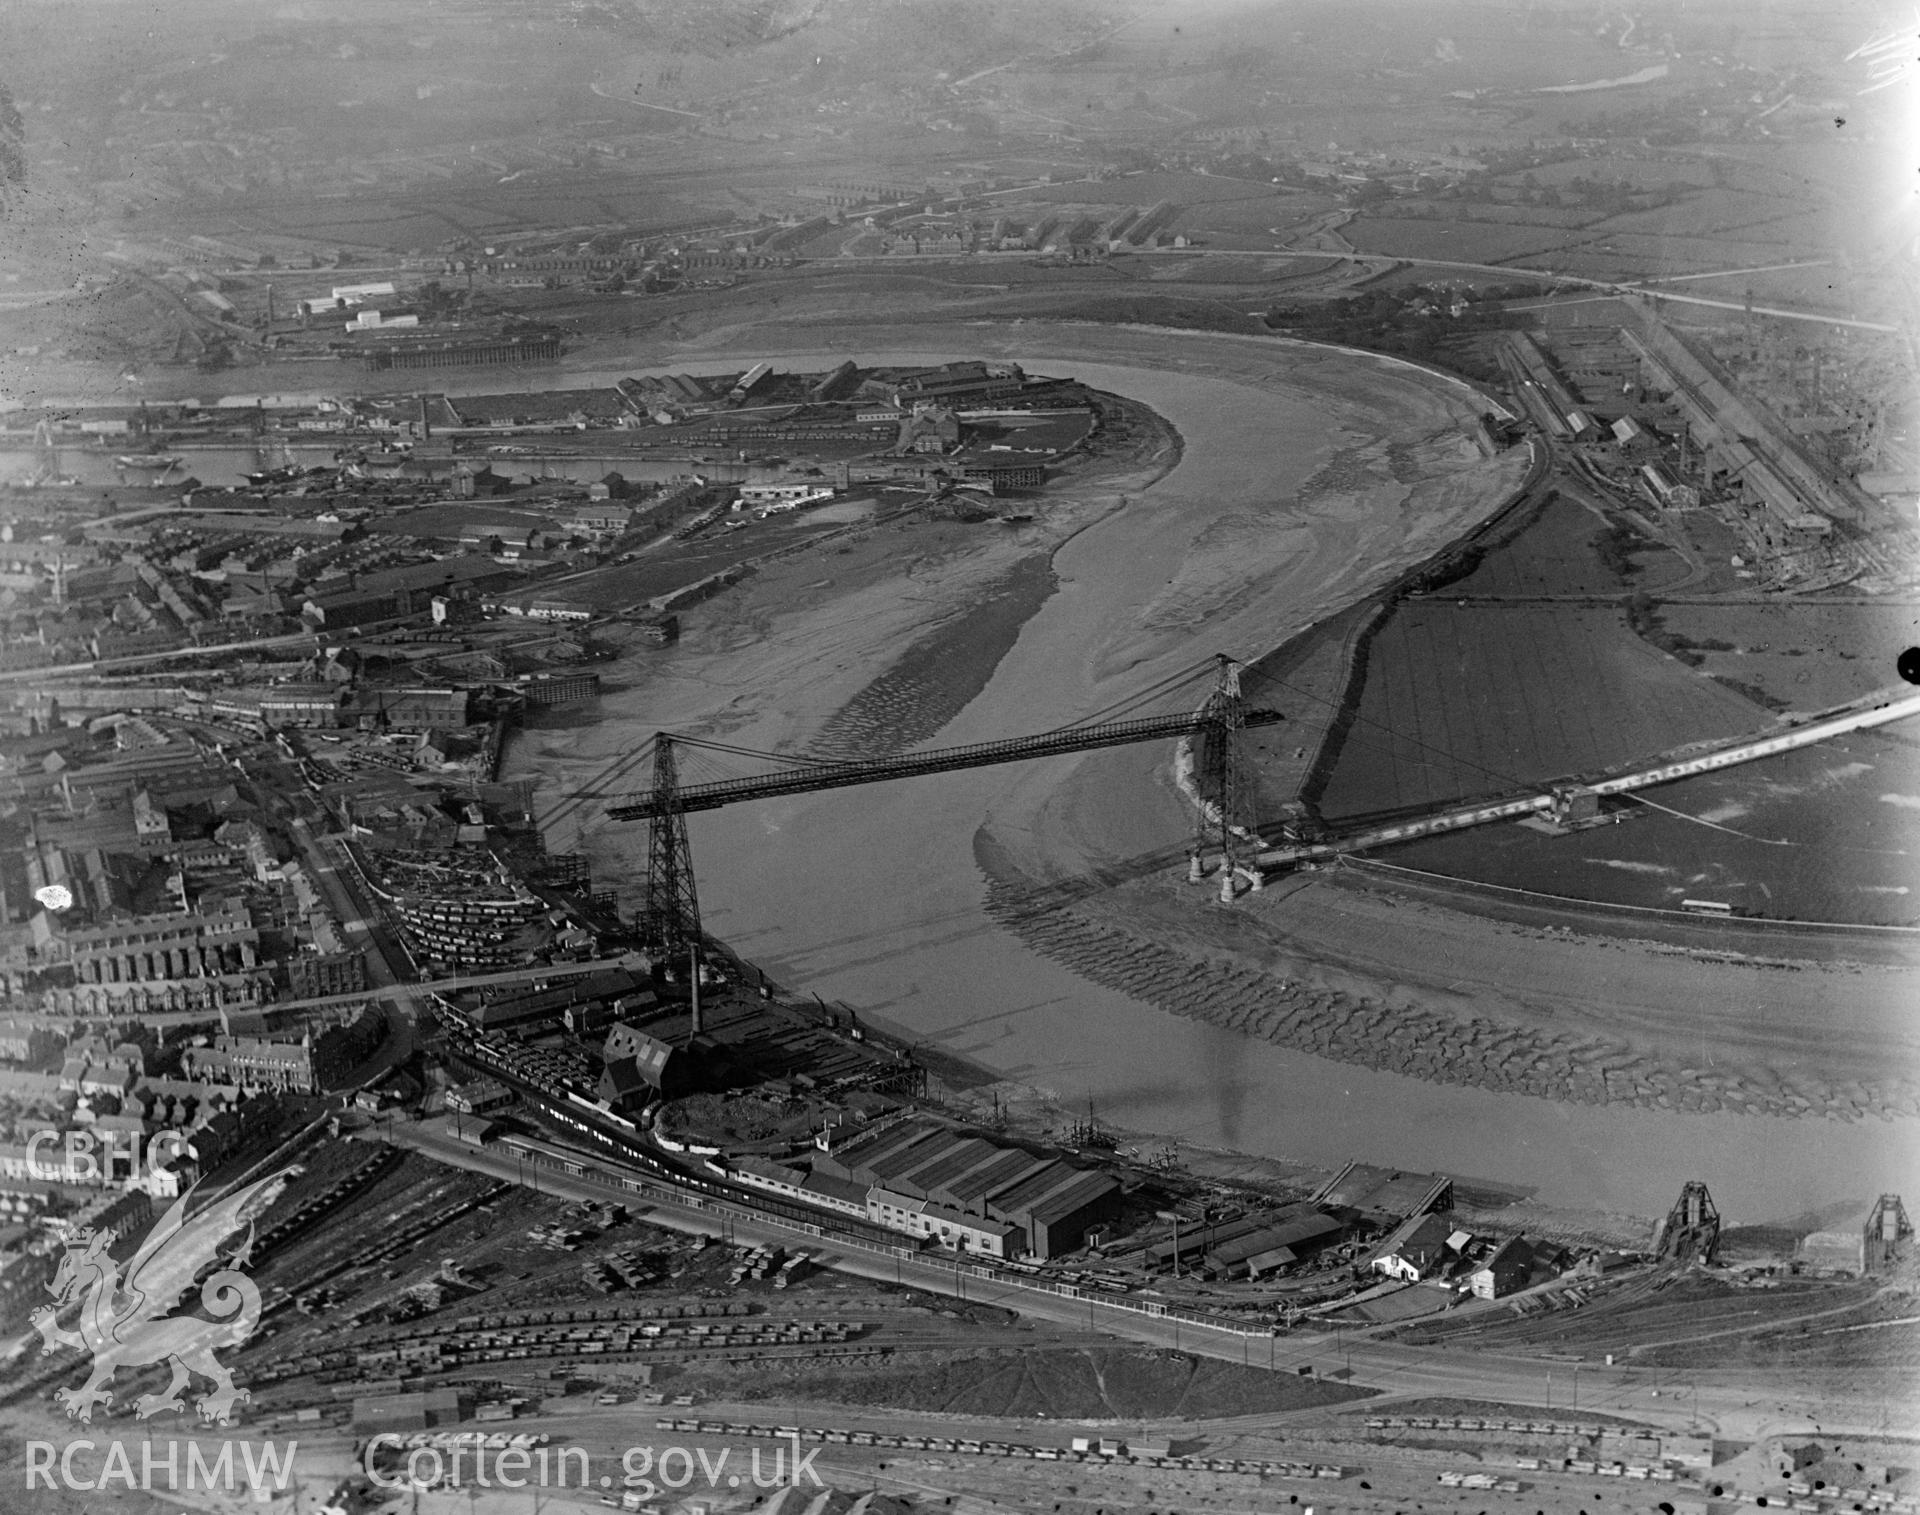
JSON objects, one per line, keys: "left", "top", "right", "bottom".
{"left": 802, "top": 1116, "right": 1122, "bottom": 1259}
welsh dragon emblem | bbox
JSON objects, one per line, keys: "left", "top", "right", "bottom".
{"left": 32, "top": 1169, "right": 292, "bottom": 1425}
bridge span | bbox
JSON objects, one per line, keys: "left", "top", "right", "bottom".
{"left": 1253, "top": 688, "right": 1920, "bottom": 873}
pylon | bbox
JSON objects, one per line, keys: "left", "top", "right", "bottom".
{"left": 642, "top": 734, "right": 702, "bottom": 960}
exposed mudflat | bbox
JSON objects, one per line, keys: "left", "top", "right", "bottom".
{"left": 979, "top": 827, "right": 1920, "bottom": 1124}
{"left": 809, "top": 553, "right": 1059, "bottom": 761}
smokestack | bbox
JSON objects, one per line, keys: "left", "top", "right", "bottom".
{"left": 419, "top": 394, "right": 431, "bottom": 441}
{"left": 688, "top": 946, "right": 702, "bottom": 1036}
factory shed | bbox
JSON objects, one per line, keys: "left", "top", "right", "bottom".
{"left": 986, "top": 1162, "right": 1122, "bottom": 1260}
{"left": 818, "top": 1121, "right": 942, "bottom": 1185}
{"left": 799, "top": 1170, "right": 872, "bottom": 1215}
{"left": 1369, "top": 1212, "right": 1455, "bottom": 1282}
{"left": 862, "top": 1128, "right": 975, "bottom": 1191}
{"left": 1205, "top": 1205, "right": 1345, "bottom": 1275}
{"left": 598, "top": 1026, "right": 696, "bottom": 1108}
{"left": 352, "top": 1387, "right": 462, "bottom": 1433}
{"left": 1143, "top": 1213, "right": 1273, "bottom": 1268}
{"left": 887, "top": 1137, "right": 1001, "bottom": 1202}
{"left": 1016, "top": 1170, "right": 1124, "bottom": 1260}
{"left": 1226, "top": 1216, "right": 1345, "bottom": 1277}
{"left": 1469, "top": 1236, "right": 1536, "bottom": 1299}
{"left": 983, "top": 1161, "right": 1083, "bottom": 1223}
{"left": 929, "top": 1148, "right": 1051, "bottom": 1216}
{"left": 808, "top": 359, "right": 861, "bottom": 402}
{"left": 597, "top": 1060, "right": 655, "bottom": 1114}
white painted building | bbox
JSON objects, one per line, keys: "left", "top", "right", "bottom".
{"left": 867, "top": 1187, "right": 1021, "bottom": 1257}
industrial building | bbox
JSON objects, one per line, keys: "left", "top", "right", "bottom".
{"left": 807, "top": 1116, "right": 1123, "bottom": 1260}
{"left": 1138, "top": 1202, "right": 1347, "bottom": 1278}
{"left": 360, "top": 334, "right": 563, "bottom": 372}
{"left": 1621, "top": 314, "right": 1875, "bottom": 532}
{"left": 1370, "top": 1213, "right": 1458, "bottom": 1282}
{"left": 1467, "top": 1235, "right": 1538, "bottom": 1299}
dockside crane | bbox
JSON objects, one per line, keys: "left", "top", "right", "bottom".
{"left": 603, "top": 655, "right": 1279, "bottom": 960}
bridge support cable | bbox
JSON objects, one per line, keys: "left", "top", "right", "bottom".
{"left": 621, "top": 653, "right": 1282, "bottom": 946}
{"left": 609, "top": 704, "right": 1282, "bottom": 821}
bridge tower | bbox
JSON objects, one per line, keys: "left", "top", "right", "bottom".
{"left": 1192, "top": 655, "right": 1263, "bottom": 902}
{"left": 641, "top": 734, "right": 702, "bottom": 963}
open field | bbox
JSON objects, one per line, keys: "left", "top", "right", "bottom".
{"left": 1659, "top": 601, "right": 1920, "bottom": 712}
{"left": 1310, "top": 603, "right": 1765, "bottom": 822}
{"left": 1442, "top": 492, "right": 1684, "bottom": 596}
{"left": 1345, "top": 218, "right": 1574, "bottom": 265}
{"left": 1381, "top": 722, "right": 1920, "bottom": 925}
{"left": 676, "top": 1343, "right": 1370, "bottom": 1418}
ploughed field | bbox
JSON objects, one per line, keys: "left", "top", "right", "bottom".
{"left": 1307, "top": 603, "right": 1761, "bottom": 824}
{"left": 1270, "top": 482, "right": 1920, "bottom": 925}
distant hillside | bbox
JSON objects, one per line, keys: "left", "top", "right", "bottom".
{"left": 0, "top": 79, "right": 24, "bottom": 200}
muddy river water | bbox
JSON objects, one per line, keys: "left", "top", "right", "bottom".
{"left": 563, "top": 328, "right": 1916, "bottom": 1223}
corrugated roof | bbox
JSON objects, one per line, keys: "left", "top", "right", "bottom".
{"left": 937, "top": 1149, "right": 1049, "bottom": 1209}
{"left": 834, "top": 1119, "right": 940, "bottom": 1173}
{"left": 1208, "top": 1213, "right": 1342, "bottom": 1269}
{"left": 865, "top": 1129, "right": 973, "bottom": 1185}
{"left": 1019, "top": 1171, "right": 1120, "bottom": 1226}
{"left": 985, "top": 1161, "right": 1092, "bottom": 1219}
{"left": 892, "top": 1137, "right": 1000, "bottom": 1194}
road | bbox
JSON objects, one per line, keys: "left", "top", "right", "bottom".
{"left": 382, "top": 1119, "right": 1901, "bottom": 1443}
{"left": 0, "top": 626, "right": 323, "bottom": 683}
{"left": 803, "top": 239, "right": 1896, "bottom": 334}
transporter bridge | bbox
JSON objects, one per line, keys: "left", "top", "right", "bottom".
{"left": 593, "top": 655, "right": 1279, "bottom": 960}
{"left": 1251, "top": 687, "right": 1920, "bottom": 874}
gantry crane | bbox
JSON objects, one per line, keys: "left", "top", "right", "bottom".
{"left": 604, "top": 655, "right": 1279, "bottom": 960}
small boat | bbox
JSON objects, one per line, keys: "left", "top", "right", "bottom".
{"left": 115, "top": 453, "right": 182, "bottom": 470}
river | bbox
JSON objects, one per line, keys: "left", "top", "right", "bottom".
{"left": 538, "top": 327, "right": 1916, "bottom": 1221}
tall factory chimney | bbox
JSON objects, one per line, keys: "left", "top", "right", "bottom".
{"left": 418, "top": 394, "right": 431, "bottom": 441}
